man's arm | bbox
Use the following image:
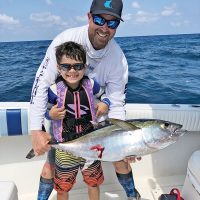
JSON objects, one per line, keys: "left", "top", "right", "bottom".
{"left": 30, "top": 39, "right": 59, "bottom": 155}
{"left": 106, "top": 53, "right": 128, "bottom": 120}
{"left": 105, "top": 52, "right": 141, "bottom": 163}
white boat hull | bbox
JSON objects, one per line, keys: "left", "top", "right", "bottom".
{"left": 0, "top": 103, "right": 200, "bottom": 199}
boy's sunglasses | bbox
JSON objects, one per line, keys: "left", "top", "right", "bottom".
{"left": 92, "top": 14, "right": 120, "bottom": 29}
{"left": 59, "top": 63, "right": 85, "bottom": 71}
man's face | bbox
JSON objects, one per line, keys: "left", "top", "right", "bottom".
{"left": 88, "top": 13, "right": 118, "bottom": 50}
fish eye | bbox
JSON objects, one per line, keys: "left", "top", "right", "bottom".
{"left": 160, "top": 122, "right": 170, "bottom": 129}
{"left": 164, "top": 122, "right": 170, "bottom": 127}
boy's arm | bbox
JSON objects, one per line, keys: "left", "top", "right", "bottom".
{"left": 47, "top": 104, "right": 66, "bottom": 120}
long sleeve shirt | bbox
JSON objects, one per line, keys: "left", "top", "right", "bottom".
{"left": 30, "top": 25, "right": 128, "bottom": 130}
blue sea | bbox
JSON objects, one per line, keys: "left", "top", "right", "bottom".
{"left": 0, "top": 34, "right": 199, "bottom": 104}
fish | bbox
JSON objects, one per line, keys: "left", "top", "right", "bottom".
{"left": 48, "top": 118, "right": 186, "bottom": 162}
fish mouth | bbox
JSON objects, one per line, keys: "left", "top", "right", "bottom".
{"left": 174, "top": 125, "right": 182, "bottom": 132}
{"left": 174, "top": 128, "right": 188, "bottom": 136}
{"left": 170, "top": 123, "right": 182, "bottom": 132}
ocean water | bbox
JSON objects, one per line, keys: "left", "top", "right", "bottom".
{"left": 0, "top": 34, "right": 199, "bottom": 104}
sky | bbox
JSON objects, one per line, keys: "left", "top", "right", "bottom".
{"left": 0, "top": 0, "right": 199, "bottom": 42}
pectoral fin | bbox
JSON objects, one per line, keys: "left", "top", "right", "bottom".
{"left": 81, "top": 160, "right": 95, "bottom": 171}
{"left": 90, "top": 144, "right": 105, "bottom": 159}
{"left": 107, "top": 118, "right": 140, "bottom": 131}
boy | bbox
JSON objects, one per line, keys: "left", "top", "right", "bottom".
{"left": 44, "top": 41, "right": 110, "bottom": 200}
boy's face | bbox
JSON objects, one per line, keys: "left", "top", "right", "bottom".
{"left": 57, "top": 55, "right": 86, "bottom": 89}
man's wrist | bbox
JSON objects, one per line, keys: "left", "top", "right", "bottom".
{"left": 30, "top": 130, "right": 43, "bottom": 135}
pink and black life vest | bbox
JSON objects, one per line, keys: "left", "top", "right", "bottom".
{"left": 53, "top": 76, "right": 96, "bottom": 142}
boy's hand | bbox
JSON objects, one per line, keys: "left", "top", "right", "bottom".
{"left": 96, "top": 102, "right": 108, "bottom": 117}
{"left": 49, "top": 103, "right": 66, "bottom": 120}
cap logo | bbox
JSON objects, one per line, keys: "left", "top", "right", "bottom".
{"left": 104, "top": 0, "right": 112, "bottom": 9}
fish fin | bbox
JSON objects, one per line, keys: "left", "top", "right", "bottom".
{"left": 26, "top": 149, "right": 35, "bottom": 159}
{"left": 90, "top": 120, "right": 108, "bottom": 130}
{"left": 90, "top": 144, "right": 105, "bottom": 159}
{"left": 90, "top": 121, "right": 100, "bottom": 129}
{"left": 26, "top": 139, "right": 58, "bottom": 159}
{"left": 81, "top": 160, "right": 95, "bottom": 171}
{"left": 107, "top": 118, "right": 140, "bottom": 131}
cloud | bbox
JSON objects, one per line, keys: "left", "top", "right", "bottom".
{"left": 161, "top": 4, "right": 176, "bottom": 16}
{"left": 75, "top": 15, "right": 88, "bottom": 22}
{"left": 0, "top": 14, "right": 19, "bottom": 25}
{"left": 128, "top": 3, "right": 181, "bottom": 25}
{"left": 122, "top": 13, "right": 133, "bottom": 21}
{"left": 170, "top": 20, "right": 189, "bottom": 27}
{"left": 175, "top": 12, "right": 181, "bottom": 16}
{"left": 30, "top": 12, "right": 68, "bottom": 27}
{"left": 45, "top": 0, "right": 52, "bottom": 5}
{"left": 30, "top": 12, "right": 60, "bottom": 23}
{"left": 132, "top": 1, "right": 140, "bottom": 9}
{"left": 170, "top": 21, "right": 181, "bottom": 27}
{"left": 135, "top": 11, "right": 159, "bottom": 23}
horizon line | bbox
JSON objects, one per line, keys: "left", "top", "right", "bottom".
{"left": 1, "top": 32, "right": 199, "bottom": 43}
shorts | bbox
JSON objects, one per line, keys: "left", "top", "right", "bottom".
{"left": 54, "top": 149, "right": 104, "bottom": 192}
{"left": 46, "top": 147, "right": 55, "bottom": 164}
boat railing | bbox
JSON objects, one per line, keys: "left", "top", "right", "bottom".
{"left": 1, "top": 102, "right": 200, "bottom": 137}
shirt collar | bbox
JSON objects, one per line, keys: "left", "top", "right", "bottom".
{"left": 85, "top": 25, "right": 110, "bottom": 59}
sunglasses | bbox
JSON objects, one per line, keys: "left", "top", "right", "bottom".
{"left": 59, "top": 63, "right": 85, "bottom": 71}
{"left": 92, "top": 14, "right": 120, "bottom": 29}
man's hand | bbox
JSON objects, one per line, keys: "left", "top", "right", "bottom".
{"left": 123, "top": 156, "right": 142, "bottom": 171}
{"left": 31, "top": 130, "right": 52, "bottom": 156}
{"left": 123, "top": 156, "right": 142, "bottom": 164}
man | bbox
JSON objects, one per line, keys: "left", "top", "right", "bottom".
{"left": 30, "top": 0, "right": 141, "bottom": 199}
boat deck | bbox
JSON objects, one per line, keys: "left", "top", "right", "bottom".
{"left": 1, "top": 103, "right": 200, "bottom": 199}
{"left": 1, "top": 151, "right": 185, "bottom": 200}
{"left": 53, "top": 176, "right": 184, "bottom": 200}
{"left": 1, "top": 132, "right": 200, "bottom": 200}
{"left": 20, "top": 172, "right": 184, "bottom": 200}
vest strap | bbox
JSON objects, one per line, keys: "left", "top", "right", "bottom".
{"left": 53, "top": 80, "right": 67, "bottom": 142}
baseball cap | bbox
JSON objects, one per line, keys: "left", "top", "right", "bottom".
{"left": 90, "top": 0, "right": 124, "bottom": 21}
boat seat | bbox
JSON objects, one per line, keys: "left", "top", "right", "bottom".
{"left": 0, "top": 108, "right": 29, "bottom": 136}
{"left": 0, "top": 181, "right": 18, "bottom": 200}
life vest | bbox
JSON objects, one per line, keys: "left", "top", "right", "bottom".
{"left": 53, "top": 76, "right": 96, "bottom": 142}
